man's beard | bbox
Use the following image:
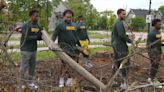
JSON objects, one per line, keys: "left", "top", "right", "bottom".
{"left": 65, "top": 19, "right": 72, "bottom": 23}
{"left": 120, "top": 17, "right": 124, "bottom": 20}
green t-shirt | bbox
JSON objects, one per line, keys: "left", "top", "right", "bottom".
{"left": 20, "top": 21, "right": 42, "bottom": 51}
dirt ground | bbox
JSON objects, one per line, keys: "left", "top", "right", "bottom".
{"left": 0, "top": 53, "right": 164, "bottom": 92}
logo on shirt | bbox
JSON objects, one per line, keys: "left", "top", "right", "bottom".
{"left": 156, "top": 34, "right": 161, "bottom": 38}
{"left": 31, "top": 28, "right": 39, "bottom": 33}
{"left": 66, "top": 26, "right": 75, "bottom": 30}
{"left": 80, "top": 26, "right": 86, "bottom": 29}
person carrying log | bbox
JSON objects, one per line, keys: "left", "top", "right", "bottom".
{"left": 147, "top": 19, "right": 164, "bottom": 88}
{"left": 111, "top": 9, "right": 135, "bottom": 89}
{"left": 19, "top": 10, "right": 43, "bottom": 89}
{"left": 76, "top": 15, "right": 92, "bottom": 68}
{"left": 52, "top": 9, "right": 81, "bottom": 87}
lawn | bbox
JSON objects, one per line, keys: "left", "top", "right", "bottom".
{"left": 89, "top": 34, "right": 109, "bottom": 39}
{"left": 10, "top": 47, "right": 112, "bottom": 62}
{"left": 88, "top": 31, "right": 110, "bottom": 39}
{"left": 8, "top": 44, "right": 47, "bottom": 49}
{"left": 11, "top": 50, "right": 57, "bottom": 62}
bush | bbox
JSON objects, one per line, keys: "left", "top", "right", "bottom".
{"left": 131, "top": 16, "right": 146, "bottom": 31}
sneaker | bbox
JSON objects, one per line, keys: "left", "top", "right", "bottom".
{"left": 153, "top": 79, "right": 162, "bottom": 88}
{"left": 59, "top": 77, "right": 64, "bottom": 87}
{"left": 28, "top": 83, "right": 38, "bottom": 89}
{"left": 85, "top": 61, "right": 93, "bottom": 68}
{"left": 112, "top": 81, "right": 118, "bottom": 87}
{"left": 19, "top": 85, "right": 26, "bottom": 89}
{"left": 87, "top": 62, "right": 93, "bottom": 68}
{"left": 120, "top": 82, "right": 128, "bottom": 89}
{"left": 148, "top": 78, "right": 162, "bottom": 88}
{"left": 65, "top": 78, "right": 73, "bottom": 86}
{"left": 147, "top": 78, "right": 153, "bottom": 84}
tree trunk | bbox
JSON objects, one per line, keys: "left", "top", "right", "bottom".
{"left": 41, "top": 30, "right": 106, "bottom": 90}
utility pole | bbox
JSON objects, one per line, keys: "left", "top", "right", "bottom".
{"left": 148, "top": 0, "right": 152, "bottom": 33}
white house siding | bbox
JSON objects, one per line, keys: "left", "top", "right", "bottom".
{"left": 48, "top": 2, "right": 68, "bottom": 32}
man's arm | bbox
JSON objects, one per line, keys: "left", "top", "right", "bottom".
{"left": 52, "top": 24, "right": 60, "bottom": 41}
{"left": 73, "top": 30, "right": 81, "bottom": 47}
{"left": 86, "top": 29, "right": 90, "bottom": 43}
{"left": 37, "top": 25, "right": 43, "bottom": 40}
{"left": 161, "top": 39, "right": 164, "bottom": 46}
{"left": 116, "top": 21, "right": 131, "bottom": 43}
{"left": 161, "top": 43, "right": 164, "bottom": 46}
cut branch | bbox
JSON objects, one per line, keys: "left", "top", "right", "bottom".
{"left": 41, "top": 30, "right": 106, "bottom": 90}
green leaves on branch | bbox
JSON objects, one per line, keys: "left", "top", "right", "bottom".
{"left": 6, "top": 0, "right": 61, "bottom": 30}
{"left": 131, "top": 16, "right": 146, "bottom": 31}
{"left": 158, "top": 5, "right": 164, "bottom": 12}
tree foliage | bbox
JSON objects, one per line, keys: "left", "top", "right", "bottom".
{"left": 107, "top": 14, "right": 116, "bottom": 30}
{"left": 3, "top": 0, "right": 61, "bottom": 30}
{"left": 64, "top": 0, "right": 116, "bottom": 30}
{"left": 158, "top": 5, "right": 164, "bottom": 12}
{"left": 131, "top": 16, "right": 146, "bottom": 31}
{"left": 97, "top": 10, "right": 115, "bottom": 30}
{"left": 64, "top": 0, "right": 99, "bottom": 29}
{"left": 97, "top": 15, "right": 108, "bottom": 30}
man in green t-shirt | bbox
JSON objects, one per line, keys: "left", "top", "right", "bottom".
{"left": 19, "top": 10, "right": 42, "bottom": 89}
{"left": 147, "top": 19, "right": 164, "bottom": 88}
{"left": 52, "top": 9, "right": 81, "bottom": 87}
{"left": 111, "top": 9, "right": 135, "bottom": 89}
{"left": 76, "top": 16, "right": 92, "bottom": 68}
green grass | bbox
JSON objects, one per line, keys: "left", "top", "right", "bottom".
{"left": 9, "top": 44, "right": 47, "bottom": 49}
{"left": 90, "top": 47, "right": 112, "bottom": 55}
{"left": 37, "top": 51, "right": 57, "bottom": 61}
{"left": 9, "top": 47, "right": 112, "bottom": 62}
{"left": 88, "top": 31, "right": 100, "bottom": 34}
{"left": 89, "top": 34, "right": 109, "bottom": 39}
{"left": 11, "top": 51, "right": 57, "bottom": 62}
{"left": 90, "top": 34, "right": 110, "bottom": 38}
{"left": 90, "top": 41, "right": 111, "bottom": 45}
{"left": 88, "top": 31, "right": 110, "bottom": 39}
{"left": 9, "top": 46, "right": 164, "bottom": 63}
{"left": 10, "top": 52, "right": 20, "bottom": 62}
{"left": 9, "top": 37, "right": 20, "bottom": 41}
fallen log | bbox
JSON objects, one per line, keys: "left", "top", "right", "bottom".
{"left": 41, "top": 30, "right": 106, "bottom": 90}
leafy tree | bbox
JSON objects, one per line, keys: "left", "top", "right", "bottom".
{"left": 158, "top": 5, "right": 164, "bottom": 12}
{"left": 64, "top": 0, "right": 99, "bottom": 29}
{"left": 107, "top": 15, "right": 116, "bottom": 30}
{"left": 131, "top": 16, "right": 146, "bottom": 31}
{"left": 5, "top": 0, "right": 61, "bottom": 30}
{"left": 97, "top": 10, "right": 115, "bottom": 30}
{"left": 97, "top": 15, "right": 108, "bottom": 30}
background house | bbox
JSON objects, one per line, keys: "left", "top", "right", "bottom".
{"left": 48, "top": 2, "right": 68, "bottom": 32}
{"left": 126, "top": 9, "right": 164, "bottom": 30}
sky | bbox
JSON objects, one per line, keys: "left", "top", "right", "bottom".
{"left": 90, "top": 0, "right": 164, "bottom": 14}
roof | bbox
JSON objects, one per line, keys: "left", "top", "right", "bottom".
{"left": 128, "top": 9, "right": 164, "bottom": 22}
{"left": 161, "top": 12, "right": 164, "bottom": 22}
{"left": 131, "top": 9, "right": 149, "bottom": 18}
